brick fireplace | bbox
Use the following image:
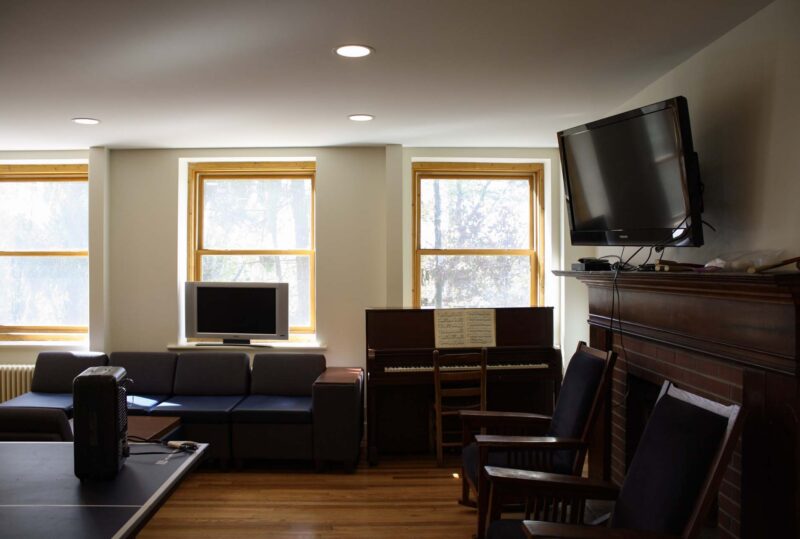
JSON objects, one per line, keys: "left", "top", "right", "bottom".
{"left": 559, "top": 271, "right": 800, "bottom": 539}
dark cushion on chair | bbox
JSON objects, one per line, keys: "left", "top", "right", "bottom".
{"left": 611, "top": 393, "right": 728, "bottom": 535}
{"left": 126, "top": 394, "right": 169, "bottom": 415}
{"left": 31, "top": 352, "right": 108, "bottom": 393}
{"left": 0, "top": 407, "right": 73, "bottom": 441}
{"left": 546, "top": 348, "right": 606, "bottom": 473}
{"left": 462, "top": 441, "right": 512, "bottom": 489}
{"left": 251, "top": 354, "right": 326, "bottom": 396}
{"left": 487, "top": 519, "right": 527, "bottom": 539}
{"left": 109, "top": 352, "right": 177, "bottom": 395}
{"left": 231, "top": 395, "right": 313, "bottom": 424}
{"left": 151, "top": 395, "right": 245, "bottom": 423}
{"left": 172, "top": 352, "right": 250, "bottom": 395}
{"left": 0, "top": 392, "right": 73, "bottom": 413}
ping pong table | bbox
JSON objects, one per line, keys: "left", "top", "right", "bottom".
{"left": 0, "top": 441, "right": 207, "bottom": 538}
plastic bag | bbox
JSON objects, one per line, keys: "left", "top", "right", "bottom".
{"left": 704, "top": 250, "right": 785, "bottom": 271}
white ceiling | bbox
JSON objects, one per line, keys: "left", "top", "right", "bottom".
{"left": 0, "top": 0, "right": 772, "bottom": 150}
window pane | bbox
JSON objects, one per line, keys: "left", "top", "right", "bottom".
{"left": 419, "top": 178, "right": 530, "bottom": 249}
{"left": 420, "top": 255, "right": 530, "bottom": 308}
{"left": 203, "top": 179, "right": 312, "bottom": 250}
{"left": 201, "top": 255, "right": 311, "bottom": 328}
{"left": 0, "top": 257, "right": 89, "bottom": 326}
{"left": 0, "top": 182, "right": 88, "bottom": 251}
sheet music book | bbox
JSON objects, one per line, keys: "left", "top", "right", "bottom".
{"left": 434, "top": 308, "right": 496, "bottom": 348}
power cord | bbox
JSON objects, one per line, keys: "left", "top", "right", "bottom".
{"left": 126, "top": 437, "right": 199, "bottom": 456}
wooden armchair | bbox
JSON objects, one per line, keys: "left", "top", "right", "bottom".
{"left": 459, "top": 342, "right": 617, "bottom": 539}
{"left": 483, "top": 381, "right": 743, "bottom": 539}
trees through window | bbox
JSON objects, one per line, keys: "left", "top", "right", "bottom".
{"left": 413, "top": 162, "right": 544, "bottom": 309}
{"left": 188, "top": 162, "right": 316, "bottom": 334}
{"left": 0, "top": 165, "right": 89, "bottom": 341}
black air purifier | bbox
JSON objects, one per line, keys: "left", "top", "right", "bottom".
{"left": 73, "top": 366, "right": 130, "bottom": 480}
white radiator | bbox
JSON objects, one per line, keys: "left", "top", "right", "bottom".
{"left": 0, "top": 364, "right": 35, "bottom": 402}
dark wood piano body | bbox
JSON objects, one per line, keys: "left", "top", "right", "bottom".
{"left": 366, "top": 307, "right": 562, "bottom": 464}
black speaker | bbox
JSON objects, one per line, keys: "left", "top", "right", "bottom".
{"left": 73, "top": 366, "right": 129, "bottom": 480}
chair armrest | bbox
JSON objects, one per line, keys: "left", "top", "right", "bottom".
{"left": 312, "top": 367, "right": 364, "bottom": 467}
{"left": 522, "top": 521, "right": 678, "bottom": 539}
{"left": 475, "top": 434, "right": 587, "bottom": 450}
{"left": 315, "top": 367, "right": 364, "bottom": 385}
{"left": 460, "top": 410, "right": 552, "bottom": 431}
{"left": 485, "top": 466, "right": 620, "bottom": 501}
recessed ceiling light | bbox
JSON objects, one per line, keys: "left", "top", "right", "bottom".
{"left": 71, "top": 118, "right": 100, "bottom": 125}
{"left": 348, "top": 114, "right": 374, "bottom": 122}
{"left": 335, "top": 45, "right": 373, "bottom": 58}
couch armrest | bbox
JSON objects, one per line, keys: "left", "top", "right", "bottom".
{"left": 312, "top": 367, "right": 364, "bottom": 469}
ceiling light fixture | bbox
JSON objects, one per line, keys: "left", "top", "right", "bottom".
{"left": 348, "top": 114, "right": 374, "bottom": 122}
{"left": 335, "top": 45, "right": 373, "bottom": 58}
{"left": 71, "top": 117, "right": 100, "bottom": 125}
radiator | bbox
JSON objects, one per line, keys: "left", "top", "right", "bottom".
{"left": 0, "top": 364, "right": 35, "bottom": 402}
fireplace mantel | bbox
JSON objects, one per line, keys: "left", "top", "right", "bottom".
{"left": 558, "top": 270, "right": 800, "bottom": 539}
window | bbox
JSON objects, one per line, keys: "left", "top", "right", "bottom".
{"left": 188, "top": 162, "right": 316, "bottom": 334}
{"left": 412, "top": 162, "right": 544, "bottom": 309}
{"left": 0, "top": 164, "right": 89, "bottom": 341}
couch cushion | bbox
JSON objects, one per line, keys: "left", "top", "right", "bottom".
{"left": 546, "top": 347, "right": 606, "bottom": 474}
{"left": 31, "top": 352, "right": 108, "bottom": 393}
{"left": 0, "top": 392, "right": 73, "bottom": 414}
{"left": 251, "top": 354, "right": 325, "bottom": 396}
{"left": 151, "top": 395, "right": 244, "bottom": 423}
{"left": 109, "top": 352, "right": 177, "bottom": 395}
{"left": 231, "top": 395, "right": 313, "bottom": 424}
{"left": 611, "top": 392, "right": 729, "bottom": 535}
{"left": 173, "top": 352, "right": 250, "bottom": 395}
{"left": 126, "top": 394, "right": 169, "bottom": 415}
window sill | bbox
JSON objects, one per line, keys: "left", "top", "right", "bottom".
{"left": 0, "top": 341, "right": 89, "bottom": 351}
{"left": 167, "top": 341, "right": 327, "bottom": 353}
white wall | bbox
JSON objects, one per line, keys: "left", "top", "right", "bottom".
{"left": 108, "top": 147, "right": 387, "bottom": 367}
{"left": 600, "top": 0, "right": 800, "bottom": 266}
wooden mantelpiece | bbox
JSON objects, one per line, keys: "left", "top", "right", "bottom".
{"left": 557, "top": 270, "right": 800, "bottom": 539}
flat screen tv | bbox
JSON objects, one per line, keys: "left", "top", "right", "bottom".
{"left": 558, "top": 96, "right": 703, "bottom": 247}
{"left": 185, "top": 282, "right": 289, "bottom": 344}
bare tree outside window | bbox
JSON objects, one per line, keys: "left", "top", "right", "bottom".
{"left": 188, "top": 163, "right": 316, "bottom": 334}
{"left": 413, "top": 163, "right": 543, "bottom": 309}
{"left": 0, "top": 165, "right": 89, "bottom": 340}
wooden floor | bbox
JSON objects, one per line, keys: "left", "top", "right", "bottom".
{"left": 140, "top": 456, "right": 477, "bottom": 538}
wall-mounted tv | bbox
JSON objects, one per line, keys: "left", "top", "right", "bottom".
{"left": 185, "top": 282, "right": 289, "bottom": 344}
{"left": 558, "top": 96, "right": 704, "bottom": 247}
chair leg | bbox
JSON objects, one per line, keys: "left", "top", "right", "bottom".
{"left": 435, "top": 405, "right": 444, "bottom": 467}
{"left": 459, "top": 471, "right": 476, "bottom": 507}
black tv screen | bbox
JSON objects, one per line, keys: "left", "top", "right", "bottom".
{"left": 197, "top": 286, "right": 277, "bottom": 334}
{"left": 559, "top": 96, "right": 703, "bottom": 247}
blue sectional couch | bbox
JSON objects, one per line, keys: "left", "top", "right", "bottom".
{"left": 0, "top": 350, "right": 364, "bottom": 469}
{"left": 0, "top": 351, "right": 108, "bottom": 415}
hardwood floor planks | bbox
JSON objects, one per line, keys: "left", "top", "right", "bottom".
{"left": 140, "top": 457, "right": 476, "bottom": 538}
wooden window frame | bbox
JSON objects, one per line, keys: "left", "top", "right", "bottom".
{"left": 412, "top": 162, "right": 545, "bottom": 308}
{"left": 187, "top": 162, "right": 316, "bottom": 335}
{"left": 0, "top": 164, "right": 89, "bottom": 341}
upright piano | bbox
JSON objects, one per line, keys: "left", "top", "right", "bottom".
{"left": 366, "top": 307, "right": 562, "bottom": 465}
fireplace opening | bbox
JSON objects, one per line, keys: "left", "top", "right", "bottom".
{"left": 624, "top": 375, "right": 660, "bottom": 469}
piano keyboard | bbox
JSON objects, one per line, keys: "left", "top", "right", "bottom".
{"left": 384, "top": 363, "right": 549, "bottom": 373}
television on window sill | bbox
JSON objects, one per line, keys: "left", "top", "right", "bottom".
{"left": 185, "top": 282, "right": 289, "bottom": 345}
{"left": 558, "top": 96, "right": 704, "bottom": 247}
